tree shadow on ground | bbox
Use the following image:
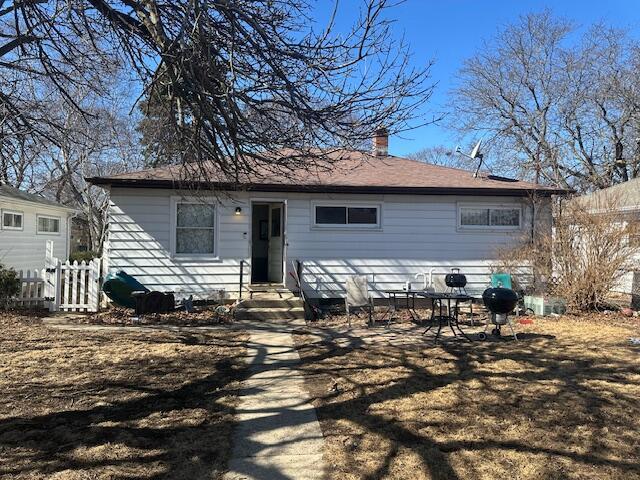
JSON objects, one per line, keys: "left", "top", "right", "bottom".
{"left": 0, "top": 322, "right": 248, "bottom": 479}
{"left": 293, "top": 321, "right": 640, "bottom": 479}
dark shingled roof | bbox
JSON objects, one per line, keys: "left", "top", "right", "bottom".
{"left": 87, "top": 150, "right": 569, "bottom": 197}
{"left": 0, "top": 183, "right": 75, "bottom": 210}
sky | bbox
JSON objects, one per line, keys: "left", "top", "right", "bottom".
{"left": 313, "top": 0, "right": 640, "bottom": 157}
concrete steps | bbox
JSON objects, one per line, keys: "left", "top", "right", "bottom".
{"left": 235, "top": 306, "right": 306, "bottom": 321}
{"left": 236, "top": 289, "right": 306, "bottom": 321}
{"left": 238, "top": 298, "right": 303, "bottom": 309}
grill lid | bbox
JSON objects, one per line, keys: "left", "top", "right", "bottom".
{"left": 482, "top": 287, "right": 518, "bottom": 314}
{"left": 445, "top": 268, "right": 467, "bottom": 288}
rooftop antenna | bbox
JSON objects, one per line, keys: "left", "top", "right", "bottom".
{"left": 455, "top": 139, "right": 484, "bottom": 178}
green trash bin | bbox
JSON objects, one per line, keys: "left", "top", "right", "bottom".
{"left": 102, "top": 271, "right": 149, "bottom": 309}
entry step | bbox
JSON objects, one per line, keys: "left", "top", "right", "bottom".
{"left": 234, "top": 306, "right": 306, "bottom": 321}
{"left": 245, "top": 284, "right": 295, "bottom": 299}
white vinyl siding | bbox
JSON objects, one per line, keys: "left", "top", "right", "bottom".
{"left": 0, "top": 202, "right": 70, "bottom": 271}
{"left": 108, "top": 191, "right": 242, "bottom": 298}
{"left": 37, "top": 215, "right": 61, "bottom": 234}
{"left": 107, "top": 188, "right": 545, "bottom": 299}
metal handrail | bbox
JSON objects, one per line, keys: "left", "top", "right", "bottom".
{"left": 239, "top": 260, "right": 245, "bottom": 299}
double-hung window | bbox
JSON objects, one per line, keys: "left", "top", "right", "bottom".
{"left": 175, "top": 202, "right": 216, "bottom": 255}
{"left": 37, "top": 215, "right": 60, "bottom": 234}
{"left": 313, "top": 204, "right": 380, "bottom": 228}
{"left": 458, "top": 205, "right": 521, "bottom": 230}
{"left": 2, "top": 210, "right": 23, "bottom": 230}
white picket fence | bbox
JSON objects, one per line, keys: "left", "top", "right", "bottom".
{"left": 13, "top": 241, "right": 101, "bottom": 312}
{"left": 14, "top": 269, "right": 47, "bottom": 308}
{"left": 59, "top": 259, "right": 101, "bottom": 312}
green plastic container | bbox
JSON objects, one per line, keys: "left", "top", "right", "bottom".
{"left": 523, "top": 295, "right": 567, "bottom": 316}
{"left": 491, "top": 273, "right": 513, "bottom": 289}
{"left": 102, "top": 271, "right": 149, "bottom": 309}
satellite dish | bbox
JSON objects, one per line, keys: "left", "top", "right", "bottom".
{"left": 454, "top": 139, "right": 485, "bottom": 177}
{"left": 470, "top": 140, "right": 482, "bottom": 159}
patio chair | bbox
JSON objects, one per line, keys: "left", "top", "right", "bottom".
{"left": 491, "top": 273, "right": 513, "bottom": 289}
{"left": 432, "top": 275, "right": 448, "bottom": 292}
{"left": 345, "top": 275, "right": 374, "bottom": 327}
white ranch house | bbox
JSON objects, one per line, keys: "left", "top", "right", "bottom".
{"left": 89, "top": 139, "right": 563, "bottom": 300}
{"left": 0, "top": 183, "right": 76, "bottom": 272}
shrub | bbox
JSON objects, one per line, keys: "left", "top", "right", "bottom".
{"left": 495, "top": 195, "right": 638, "bottom": 311}
{"left": 0, "top": 264, "right": 21, "bottom": 309}
{"left": 69, "top": 250, "right": 99, "bottom": 263}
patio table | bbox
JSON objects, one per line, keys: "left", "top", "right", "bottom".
{"left": 376, "top": 290, "right": 422, "bottom": 327}
{"left": 418, "top": 291, "right": 473, "bottom": 342}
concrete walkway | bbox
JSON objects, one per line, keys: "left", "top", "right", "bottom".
{"left": 225, "top": 321, "right": 326, "bottom": 480}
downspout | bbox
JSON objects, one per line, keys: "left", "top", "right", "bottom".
{"left": 66, "top": 211, "right": 78, "bottom": 261}
{"left": 530, "top": 195, "right": 536, "bottom": 244}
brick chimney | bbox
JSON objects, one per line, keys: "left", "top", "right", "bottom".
{"left": 373, "top": 127, "right": 388, "bottom": 157}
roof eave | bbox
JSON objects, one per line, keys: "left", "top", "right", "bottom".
{"left": 0, "top": 194, "right": 78, "bottom": 212}
{"left": 86, "top": 177, "right": 569, "bottom": 197}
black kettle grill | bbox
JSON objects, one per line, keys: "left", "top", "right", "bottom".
{"left": 445, "top": 268, "right": 467, "bottom": 294}
{"left": 480, "top": 287, "right": 519, "bottom": 340}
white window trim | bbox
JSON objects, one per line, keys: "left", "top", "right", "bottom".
{"left": 311, "top": 202, "right": 382, "bottom": 230}
{"left": 169, "top": 196, "right": 220, "bottom": 259}
{"left": 457, "top": 203, "right": 523, "bottom": 231}
{"left": 2, "top": 209, "right": 24, "bottom": 231}
{"left": 36, "top": 214, "right": 61, "bottom": 235}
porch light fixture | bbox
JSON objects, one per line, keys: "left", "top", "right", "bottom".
{"left": 235, "top": 207, "right": 242, "bottom": 215}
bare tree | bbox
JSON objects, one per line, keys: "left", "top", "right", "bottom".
{"left": 495, "top": 194, "right": 639, "bottom": 311}
{"left": 449, "top": 10, "right": 640, "bottom": 192}
{"left": 560, "top": 26, "right": 640, "bottom": 190}
{"left": 39, "top": 83, "right": 141, "bottom": 253}
{"left": 408, "top": 144, "right": 477, "bottom": 170}
{"left": 2, "top": 0, "right": 436, "bottom": 183}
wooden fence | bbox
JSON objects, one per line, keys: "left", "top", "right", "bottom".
{"left": 14, "top": 269, "right": 47, "bottom": 308}
{"left": 58, "top": 260, "right": 101, "bottom": 312}
{"left": 12, "top": 241, "right": 101, "bottom": 312}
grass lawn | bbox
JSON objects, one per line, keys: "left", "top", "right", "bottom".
{"left": 0, "top": 314, "right": 247, "bottom": 479}
{"left": 294, "top": 314, "right": 640, "bottom": 480}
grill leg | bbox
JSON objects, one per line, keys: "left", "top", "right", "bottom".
{"left": 507, "top": 319, "right": 518, "bottom": 341}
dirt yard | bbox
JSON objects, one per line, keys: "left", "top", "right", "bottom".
{"left": 0, "top": 313, "right": 247, "bottom": 479}
{"left": 294, "top": 314, "right": 640, "bottom": 480}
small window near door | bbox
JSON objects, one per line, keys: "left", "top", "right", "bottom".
{"left": 2, "top": 210, "right": 23, "bottom": 230}
{"left": 348, "top": 207, "right": 378, "bottom": 224}
{"left": 37, "top": 215, "right": 60, "bottom": 234}
{"left": 316, "top": 206, "right": 347, "bottom": 224}
{"left": 314, "top": 205, "right": 380, "bottom": 227}
{"left": 175, "top": 203, "right": 216, "bottom": 255}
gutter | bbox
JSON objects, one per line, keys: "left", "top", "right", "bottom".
{"left": 86, "top": 177, "right": 570, "bottom": 197}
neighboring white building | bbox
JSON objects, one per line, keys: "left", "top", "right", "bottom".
{"left": 89, "top": 137, "right": 564, "bottom": 299}
{"left": 0, "top": 184, "right": 76, "bottom": 272}
{"left": 576, "top": 177, "right": 640, "bottom": 297}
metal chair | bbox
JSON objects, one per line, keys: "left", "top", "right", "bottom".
{"left": 345, "top": 275, "right": 374, "bottom": 327}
